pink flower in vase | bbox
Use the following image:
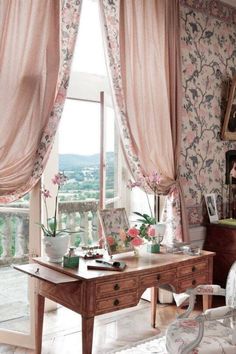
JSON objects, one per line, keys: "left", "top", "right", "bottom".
{"left": 131, "top": 236, "right": 143, "bottom": 247}
{"left": 127, "top": 227, "right": 139, "bottom": 238}
{"left": 147, "top": 226, "right": 156, "bottom": 238}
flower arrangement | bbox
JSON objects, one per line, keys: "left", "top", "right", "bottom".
{"left": 127, "top": 171, "right": 163, "bottom": 241}
{"left": 119, "top": 227, "right": 144, "bottom": 247}
{"left": 40, "top": 172, "right": 70, "bottom": 237}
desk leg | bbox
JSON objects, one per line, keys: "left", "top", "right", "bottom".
{"left": 203, "top": 294, "right": 212, "bottom": 311}
{"left": 151, "top": 287, "right": 158, "bottom": 328}
{"left": 82, "top": 316, "right": 94, "bottom": 354}
{"left": 35, "top": 293, "right": 45, "bottom": 354}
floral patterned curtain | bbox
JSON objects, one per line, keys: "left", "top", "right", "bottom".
{"left": 0, "top": 0, "right": 82, "bottom": 203}
{"left": 99, "top": 0, "right": 189, "bottom": 243}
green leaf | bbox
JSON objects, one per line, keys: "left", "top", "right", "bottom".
{"left": 133, "top": 212, "right": 144, "bottom": 217}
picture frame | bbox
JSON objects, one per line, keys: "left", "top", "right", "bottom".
{"left": 98, "top": 208, "right": 134, "bottom": 256}
{"left": 221, "top": 76, "right": 236, "bottom": 140}
{"left": 204, "top": 193, "right": 219, "bottom": 223}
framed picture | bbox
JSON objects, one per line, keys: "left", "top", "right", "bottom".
{"left": 204, "top": 193, "right": 219, "bottom": 223}
{"left": 98, "top": 208, "right": 134, "bottom": 256}
{"left": 221, "top": 76, "right": 236, "bottom": 140}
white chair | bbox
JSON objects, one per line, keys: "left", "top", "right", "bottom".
{"left": 166, "top": 261, "right": 236, "bottom": 353}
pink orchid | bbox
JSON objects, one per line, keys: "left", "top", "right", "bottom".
{"left": 131, "top": 236, "right": 143, "bottom": 246}
{"left": 40, "top": 172, "right": 69, "bottom": 237}
{"left": 41, "top": 188, "right": 51, "bottom": 198}
{"left": 127, "top": 227, "right": 139, "bottom": 238}
{"left": 52, "top": 172, "right": 67, "bottom": 186}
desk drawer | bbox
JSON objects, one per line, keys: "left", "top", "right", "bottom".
{"left": 96, "top": 292, "right": 137, "bottom": 314}
{"left": 177, "top": 261, "right": 208, "bottom": 277}
{"left": 96, "top": 277, "right": 138, "bottom": 298}
{"left": 178, "top": 273, "right": 208, "bottom": 292}
{"left": 140, "top": 270, "right": 176, "bottom": 288}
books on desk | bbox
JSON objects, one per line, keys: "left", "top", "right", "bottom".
{"left": 87, "top": 260, "right": 126, "bottom": 271}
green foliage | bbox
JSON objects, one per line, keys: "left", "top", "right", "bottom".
{"left": 133, "top": 212, "right": 156, "bottom": 225}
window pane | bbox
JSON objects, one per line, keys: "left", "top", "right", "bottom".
{"left": 105, "top": 106, "right": 116, "bottom": 200}
{"left": 58, "top": 100, "right": 101, "bottom": 245}
{"left": 71, "top": 0, "right": 106, "bottom": 75}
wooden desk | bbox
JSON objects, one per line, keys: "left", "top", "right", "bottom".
{"left": 16, "top": 250, "right": 214, "bottom": 354}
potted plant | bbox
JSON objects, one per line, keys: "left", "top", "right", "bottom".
{"left": 127, "top": 172, "right": 166, "bottom": 253}
{"left": 40, "top": 172, "right": 72, "bottom": 263}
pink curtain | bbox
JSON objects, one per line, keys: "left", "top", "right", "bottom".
{"left": 99, "top": 0, "right": 189, "bottom": 242}
{"left": 0, "top": 0, "right": 82, "bottom": 203}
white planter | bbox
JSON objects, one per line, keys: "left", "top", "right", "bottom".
{"left": 43, "top": 234, "right": 69, "bottom": 263}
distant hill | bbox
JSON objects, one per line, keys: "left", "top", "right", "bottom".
{"left": 59, "top": 152, "right": 114, "bottom": 170}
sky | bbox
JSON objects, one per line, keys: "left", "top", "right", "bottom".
{"left": 59, "top": 0, "right": 113, "bottom": 156}
{"left": 59, "top": 100, "right": 115, "bottom": 155}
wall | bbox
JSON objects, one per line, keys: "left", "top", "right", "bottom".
{"left": 179, "top": 0, "right": 236, "bottom": 226}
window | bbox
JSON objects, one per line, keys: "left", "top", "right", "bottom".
{"left": 42, "top": 0, "right": 128, "bottom": 246}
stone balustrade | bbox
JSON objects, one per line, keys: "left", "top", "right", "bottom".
{"left": 0, "top": 200, "right": 106, "bottom": 265}
{"left": 0, "top": 206, "right": 29, "bottom": 266}
{"left": 58, "top": 200, "right": 100, "bottom": 246}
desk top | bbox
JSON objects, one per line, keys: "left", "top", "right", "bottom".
{"left": 33, "top": 249, "right": 215, "bottom": 282}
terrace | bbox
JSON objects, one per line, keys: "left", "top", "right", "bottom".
{"left": 0, "top": 200, "right": 103, "bottom": 266}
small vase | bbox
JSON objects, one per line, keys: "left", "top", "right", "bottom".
{"left": 133, "top": 246, "right": 140, "bottom": 257}
{"left": 43, "top": 234, "right": 69, "bottom": 263}
{"left": 147, "top": 238, "right": 160, "bottom": 254}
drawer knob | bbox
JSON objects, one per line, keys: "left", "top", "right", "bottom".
{"left": 192, "top": 266, "right": 196, "bottom": 272}
{"left": 113, "top": 299, "right": 120, "bottom": 306}
{"left": 192, "top": 279, "right": 196, "bottom": 286}
{"left": 114, "top": 283, "right": 120, "bottom": 291}
{"left": 157, "top": 274, "right": 161, "bottom": 281}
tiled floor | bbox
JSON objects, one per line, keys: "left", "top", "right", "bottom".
{"left": 0, "top": 266, "right": 224, "bottom": 353}
{"left": 0, "top": 266, "right": 163, "bottom": 353}
{"left": 0, "top": 300, "right": 170, "bottom": 354}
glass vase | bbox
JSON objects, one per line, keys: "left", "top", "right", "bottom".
{"left": 133, "top": 246, "right": 140, "bottom": 257}
{"left": 147, "top": 237, "right": 160, "bottom": 253}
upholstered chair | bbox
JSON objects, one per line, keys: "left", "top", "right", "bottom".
{"left": 166, "top": 261, "right": 236, "bottom": 353}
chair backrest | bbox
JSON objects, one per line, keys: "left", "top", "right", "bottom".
{"left": 226, "top": 261, "right": 236, "bottom": 308}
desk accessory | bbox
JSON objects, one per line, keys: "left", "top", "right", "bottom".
{"left": 79, "top": 245, "right": 103, "bottom": 259}
{"left": 87, "top": 260, "right": 126, "bottom": 271}
{"left": 63, "top": 247, "right": 80, "bottom": 268}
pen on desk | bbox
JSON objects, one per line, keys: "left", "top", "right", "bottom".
{"left": 95, "top": 260, "right": 121, "bottom": 267}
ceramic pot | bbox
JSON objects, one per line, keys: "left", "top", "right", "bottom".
{"left": 43, "top": 234, "right": 69, "bottom": 263}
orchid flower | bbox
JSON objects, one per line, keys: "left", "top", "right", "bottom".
{"left": 39, "top": 172, "right": 73, "bottom": 237}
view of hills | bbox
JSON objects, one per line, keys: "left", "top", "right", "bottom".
{"left": 59, "top": 152, "right": 114, "bottom": 170}
{"left": 58, "top": 152, "right": 115, "bottom": 201}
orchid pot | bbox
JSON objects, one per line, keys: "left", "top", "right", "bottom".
{"left": 43, "top": 233, "right": 69, "bottom": 263}
{"left": 39, "top": 172, "right": 74, "bottom": 263}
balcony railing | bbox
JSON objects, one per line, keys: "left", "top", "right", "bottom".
{"left": 0, "top": 199, "right": 108, "bottom": 266}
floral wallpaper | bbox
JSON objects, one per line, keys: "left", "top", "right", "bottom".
{"left": 179, "top": 0, "right": 236, "bottom": 225}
